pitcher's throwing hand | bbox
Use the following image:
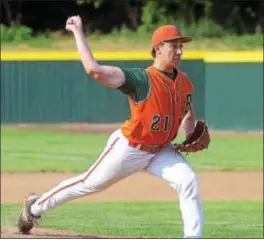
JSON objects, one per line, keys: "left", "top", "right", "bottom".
{"left": 65, "top": 15, "right": 83, "bottom": 32}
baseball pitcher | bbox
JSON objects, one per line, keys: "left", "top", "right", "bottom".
{"left": 18, "top": 15, "right": 210, "bottom": 238}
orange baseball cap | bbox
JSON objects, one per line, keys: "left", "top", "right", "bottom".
{"left": 151, "top": 25, "right": 192, "bottom": 47}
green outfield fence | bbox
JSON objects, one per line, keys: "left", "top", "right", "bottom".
{"left": 1, "top": 51, "right": 263, "bottom": 131}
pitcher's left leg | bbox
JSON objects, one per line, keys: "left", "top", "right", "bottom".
{"left": 145, "top": 144, "right": 203, "bottom": 238}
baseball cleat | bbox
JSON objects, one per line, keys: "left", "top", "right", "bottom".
{"left": 17, "top": 193, "right": 40, "bottom": 234}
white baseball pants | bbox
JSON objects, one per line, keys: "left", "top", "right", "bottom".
{"left": 31, "top": 129, "right": 203, "bottom": 238}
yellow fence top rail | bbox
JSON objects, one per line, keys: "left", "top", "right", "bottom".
{"left": 203, "top": 51, "right": 263, "bottom": 62}
{"left": 1, "top": 51, "right": 263, "bottom": 62}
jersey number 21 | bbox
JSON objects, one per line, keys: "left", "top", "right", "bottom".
{"left": 150, "top": 115, "right": 169, "bottom": 132}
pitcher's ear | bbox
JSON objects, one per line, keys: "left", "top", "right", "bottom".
{"left": 151, "top": 48, "right": 156, "bottom": 58}
{"left": 153, "top": 42, "right": 164, "bottom": 57}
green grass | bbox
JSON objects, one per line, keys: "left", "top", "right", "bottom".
{"left": 1, "top": 127, "right": 107, "bottom": 172}
{"left": 1, "top": 127, "right": 262, "bottom": 172}
{"left": 1, "top": 201, "right": 263, "bottom": 238}
{"left": 1, "top": 32, "right": 263, "bottom": 51}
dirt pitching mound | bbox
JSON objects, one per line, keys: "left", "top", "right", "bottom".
{"left": 1, "top": 226, "right": 129, "bottom": 239}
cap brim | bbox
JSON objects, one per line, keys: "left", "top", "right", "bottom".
{"left": 164, "top": 36, "right": 192, "bottom": 43}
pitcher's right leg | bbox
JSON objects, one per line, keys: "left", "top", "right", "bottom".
{"left": 18, "top": 130, "right": 154, "bottom": 233}
{"left": 30, "top": 132, "right": 126, "bottom": 217}
{"left": 18, "top": 133, "right": 122, "bottom": 233}
{"left": 18, "top": 129, "right": 152, "bottom": 233}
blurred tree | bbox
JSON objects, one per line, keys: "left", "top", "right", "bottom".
{"left": 77, "top": 0, "right": 103, "bottom": 8}
{"left": 0, "top": 0, "right": 263, "bottom": 35}
{"left": 1, "top": 0, "right": 23, "bottom": 26}
{"left": 211, "top": 0, "right": 263, "bottom": 34}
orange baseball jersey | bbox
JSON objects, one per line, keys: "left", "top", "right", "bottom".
{"left": 120, "top": 66, "right": 194, "bottom": 145}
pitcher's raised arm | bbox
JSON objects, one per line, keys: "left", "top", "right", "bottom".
{"left": 66, "top": 15, "right": 126, "bottom": 88}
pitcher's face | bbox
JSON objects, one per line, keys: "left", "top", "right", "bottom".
{"left": 156, "top": 41, "right": 183, "bottom": 68}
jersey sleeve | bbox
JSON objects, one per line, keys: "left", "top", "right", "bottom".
{"left": 118, "top": 68, "right": 150, "bottom": 102}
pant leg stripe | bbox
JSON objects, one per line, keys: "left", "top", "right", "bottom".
{"left": 37, "top": 137, "right": 120, "bottom": 205}
{"left": 82, "top": 137, "right": 120, "bottom": 181}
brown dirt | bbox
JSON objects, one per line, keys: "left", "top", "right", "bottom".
{"left": 5, "top": 122, "right": 263, "bottom": 136}
{"left": 0, "top": 227, "right": 129, "bottom": 239}
{"left": 1, "top": 172, "right": 263, "bottom": 204}
{"left": 7, "top": 123, "right": 122, "bottom": 135}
